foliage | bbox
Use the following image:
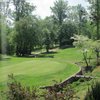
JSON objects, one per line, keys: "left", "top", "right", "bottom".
{"left": 87, "top": 0, "right": 100, "bottom": 39}
{"left": 51, "top": 0, "right": 70, "bottom": 47}
{"left": 1, "top": 0, "right": 98, "bottom": 56}
{"left": 0, "top": 13, "right": 7, "bottom": 54}
{"left": 68, "top": 4, "right": 88, "bottom": 35}
{"left": 0, "top": 22, "right": 1, "bottom": 54}
{"left": 72, "top": 34, "right": 100, "bottom": 66}
{"left": 43, "top": 16, "right": 58, "bottom": 47}
{"left": 72, "top": 35, "right": 93, "bottom": 67}
{"left": 6, "top": 74, "right": 38, "bottom": 100}
{"left": 66, "top": 4, "right": 88, "bottom": 36}
{"left": 91, "top": 40, "right": 100, "bottom": 65}
{"left": 77, "top": 4, "right": 87, "bottom": 35}
{"left": 6, "top": 28, "right": 16, "bottom": 55}
{"left": 2, "top": 74, "right": 76, "bottom": 100}
{"left": 59, "top": 22, "right": 77, "bottom": 47}
{"left": 43, "top": 28, "right": 51, "bottom": 53}
{"left": 71, "top": 34, "right": 91, "bottom": 49}
{"left": 84, "top": 81, "right": 100, "bottom": 100}
{"left": 11, "top": 0, "right": 35, "bottom": 21}
{"left": 41, "top": 17, "right": 58, "bottom": 52}
{"left": 51, "top": 0, "right": 68, "bottom": 25}
{"left": 10, "top": 0, "right": 36, "bottom": 56}
{"left": 14, "top": 16, "right": 38, "bottom": 56}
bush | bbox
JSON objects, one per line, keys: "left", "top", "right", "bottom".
{"left": 84, "top": 81, "right": 100, "bottom": 100}
{"left": 2, "top": 74, "right": 77, "bottom": 100}
{"left": 7, "top": 74, "right": 38, "bottom": 100}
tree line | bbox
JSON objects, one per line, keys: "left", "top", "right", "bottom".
{"left": 0, "top": 0, "right": 100, "bottom": 56}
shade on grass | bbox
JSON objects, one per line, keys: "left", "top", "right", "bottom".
{"left": 0, "top": 48, "right": 81, "bottom": 89}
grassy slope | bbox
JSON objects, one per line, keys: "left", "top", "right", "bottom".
{"left": 0, "top": 48, "right": 82, "bottom": 90}
{"left": 72, "top": 66, "right": 100, "bottom": 100}
{"left": 92, "top": 66, "right": 100, "bottom": 78}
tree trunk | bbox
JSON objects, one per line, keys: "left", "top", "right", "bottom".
{"left": 46, "top": 45, "right": 49, "bottom": 53}
{"left": 83, "top": 52, "right": 89, "bottom": 67}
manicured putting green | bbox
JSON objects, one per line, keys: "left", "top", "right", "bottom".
{"left": 0, "top": 48, "right": 81, "bottom": 88}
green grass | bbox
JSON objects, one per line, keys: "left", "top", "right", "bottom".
{"left": 92, "top": 66, "right": 100, "bottom": 78}
{"left": 0, "top": 48, "right": 82, "bottom": 89}
{"left": 72, "top": 66, "right": 100, "bottom": 100}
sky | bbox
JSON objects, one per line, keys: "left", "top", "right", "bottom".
{"left": 27, "top": 0, "right": 89, "bottom": 19}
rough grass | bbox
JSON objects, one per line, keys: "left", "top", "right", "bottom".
{"left": 92, "top": 66, "right": 100, "bottom": 78}
{"left": 72, "top": 66, "right": 100, "bottom": 100}
{"left": 0, "top": 48, "right": 81, "bottom": 90}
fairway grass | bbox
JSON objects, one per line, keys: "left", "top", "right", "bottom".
{"left": 0, "top": 48, "right": 82, "bottom": 89}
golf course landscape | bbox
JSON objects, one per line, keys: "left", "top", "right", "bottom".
{"left": 0, "top": 0, "right": 100, "bottom": 99}
{"left": 0, "top": 48, "right": 100, "bottom": 100}
{"left": 0, "top": 48, "right": 81, "bottom": 89}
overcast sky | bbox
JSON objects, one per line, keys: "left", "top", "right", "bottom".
{"left": 27, "top": 0, "right": 89, "bottom": 19}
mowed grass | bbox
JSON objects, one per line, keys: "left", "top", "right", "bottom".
{"left": 0, "top": 48, "right": 82, "bottom": 89}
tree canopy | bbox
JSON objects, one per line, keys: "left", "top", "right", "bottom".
{"left": 0, "top": 0, "right": 100, "bottom": 56}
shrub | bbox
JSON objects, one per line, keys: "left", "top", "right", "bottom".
{"left": 7, "top": 74, "right": 38, "bottom": 100}
{"left": 84, "top": 81, "right": 100, "bottom": 100}
{"left": 2, "top": 74, "right": 77, "bottom": 100}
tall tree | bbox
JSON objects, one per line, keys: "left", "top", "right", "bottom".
{"left": 15, "top": 16, "right": 38, "bottom": 56}
{"left": 43, "top": 28, "right": 51, "bottom": 53}
{"left": 43, "top": 16, "right": 58, "bottom": 47}
{"left": 11, "top": 0, "right": 36, "bottom": 56}
{"left": 0, "top": 0, "right": 10, "bottom": 54}
{"left": 68, "top": 5, "right": 87, "bottom": 35}
{"left": 77, "top": 4, "right": 87, "bottom": 35}
{"left": 87, "top": 0, "right": 100, "bottom": 39}
{"left": 51, "top": 0, "right": 69, "bottom": 47}
{"left": 51, "top": 0, "right": 68, "bottom": 25}
{"left": 12, "top": 0, "right": 35, "bottom": 21}
{"left": 40, "top": 17, "right": 55, "bottom": 53}
{"left": 59, "top": 22, "right": 77, "bottom": 47}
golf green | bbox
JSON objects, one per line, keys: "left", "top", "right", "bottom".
{"left": 0, "top": 48, "right": 81, "bottom": 88}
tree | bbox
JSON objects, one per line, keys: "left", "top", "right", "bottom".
{"left": 77, "top": 4, "right": 87, "bottom": 35}
{"left": 72, "top": 34, "right": 100, "bottom": 66}
{"left": 43, "top": 16, "right": 58, "bottom": 47}
{"left": 51, "top": 0, "right": 68, "bottom": 25}
{"left": 68, "top": 5, "right": 87, "bottom": 35}
{"left": 11, "top": 0, "right": 36, "bottom": 56}
{"left": 51, "top": 0, "right": 69, "bottom": 47}
{"left": 43, "top": 28, "right": 51, "bottom": 53}
{"left": 87, "top": 0, "right": 100, "bottom": 39}
{"left": 0, "top": 13, "right": 2, "bottom": 53}
{"left": 14, "top": 16, "right": 38, "bottom": 56}
{"left": 0, "top": 8, "right": 15, "bottom": 55}
{"left": 6, "top": 27, "right": 16, "bottom": 55}
{"left": 11, "top": 0, "right": 35, "bottom": 21}
{"left": 92, "top": 40, "right": 100, "bottom": 65}
{"left": 0, "top": 1, "right": 10, "bottom": 54}
{"left": 59, "top": 22, "right": 77, "bottom": 47}
{"left": 72, "top": 35, "right": 92, "bottom": 67}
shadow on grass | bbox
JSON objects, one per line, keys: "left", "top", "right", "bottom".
{"left": 41, "top": 51, "right": 58, "bottom": 54}
{"left": 29, "top": 54, "right": 54, "bottom": 58}
{"left": 18, "top": 51, "right": 58, "bottom": 58}
{"left": 0, "top": 57, "right": 11, "bottom": 61}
